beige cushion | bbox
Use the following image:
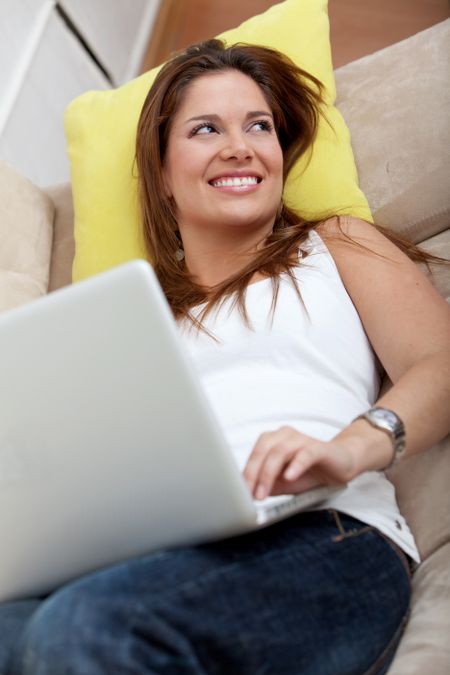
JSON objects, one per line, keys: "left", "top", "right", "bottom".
{"left": 0, "top": 161, "right": 54, "bottom": 313}
{"left": 335, "top": 19, "right": 450, "bottom": 243}
{"left": 388, "top": 437, "right": 450, "bottom": 561}
{"left": 387, "top": 542, "right": 450, "bottom": 675}
{"left": 45, "top": 183, "right": 75, "bottom": 292}
{"left": 420, "top": 229, "right": 450, "bottom": 302}
{"left": 384, "top": 229, "right": 449, "bottom": 561}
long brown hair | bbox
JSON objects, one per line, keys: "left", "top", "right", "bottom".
{"left": 135, "top": 39, "right": 443, "bottom": 326}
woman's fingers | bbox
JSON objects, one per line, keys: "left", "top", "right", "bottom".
{"left": 243, "top": 426, "right": 355, "bottom": 499}
{"left": 270, "top": 472, "right": 322, "bottom": 496}
{"left": 253, "top": 443, "right": 295, "bottom": 500}
{"left": 283, "top": 445, "right": 321, "bottom": 481}
{"left": 243, "top": 427, "right": 293, "bottom": 496}
{"left": 242, "top": 430, "right": 276, "bottom": 494}
{"left": 244, "top": 426, "right": 316, "bottom": 499}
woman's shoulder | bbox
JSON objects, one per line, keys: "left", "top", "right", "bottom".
{"left": 315, "top": 215, "right": 411, "bottom": 267}
{"left": 306, "top": 215, "right": 381, "bottom": 264}
{"left": 313, "top": 214, "right": 450, "bottom": 384}
{"left": 316, "top": 215, "right": 378, "bottom": 245}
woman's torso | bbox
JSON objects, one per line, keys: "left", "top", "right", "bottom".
{"left": 177, "top": 230, "right": 420, "bottom": 562}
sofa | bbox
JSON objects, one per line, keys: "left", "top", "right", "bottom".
{"left": 0, "top": 18, "right": 449, "bottom": 675}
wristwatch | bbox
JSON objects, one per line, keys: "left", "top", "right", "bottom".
{"left": 353, "top": 407, "right": 406, "bottom": 471}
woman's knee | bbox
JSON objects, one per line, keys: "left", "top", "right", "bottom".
{"left": 12, "top": 583, "right": 108, "bottom": 674}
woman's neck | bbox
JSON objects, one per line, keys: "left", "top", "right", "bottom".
{"left": 180, "top": 223, "right": 273, "bottom": 288}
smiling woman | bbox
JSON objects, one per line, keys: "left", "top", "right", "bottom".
{"left": 161, "top": 70, "right": 284, "bottom": 285}
{"left": 136, "top": 40, "right": 325, "bottom": 320}
{"left": 4, "top": 37, "right": 450, "bottom": 675}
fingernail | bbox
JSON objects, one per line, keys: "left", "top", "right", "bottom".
{"left": 284, "top": 466, "right": 297, "bottom": 480}
{"left": 256, "top": 484, "right": 266, "bottom": 500}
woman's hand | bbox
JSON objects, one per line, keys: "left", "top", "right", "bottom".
{"left": 243, "top": 425, "right": 363, "bottom": 500}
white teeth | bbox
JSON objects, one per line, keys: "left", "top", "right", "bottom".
{"left": 212, "top": 176, "right": 258, "bottom": 188}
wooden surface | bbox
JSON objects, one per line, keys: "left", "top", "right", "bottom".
{"left": 141, "top": 0, "right": 450, "bottom": 71}
{"left": 329, "top": 0, "right": 450, "bottom": 67}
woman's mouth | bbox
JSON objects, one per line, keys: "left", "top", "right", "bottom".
{"left": 209, "top": 176, "right": 262, "bottom": 191}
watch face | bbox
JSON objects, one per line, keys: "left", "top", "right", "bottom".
{"left": 371, "top": 408, "right": 397, "bottom": 426}
{"left": 369, "top": 408, "right": 405, "bottom": 438}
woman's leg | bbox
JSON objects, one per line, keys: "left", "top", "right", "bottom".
{"left": 9, "top": 510, "right": 411, "bottom": 675}
{"left": 0, "top": 600, "right": 41, "bottom": 675}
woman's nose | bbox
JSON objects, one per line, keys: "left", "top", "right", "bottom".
{"left": 219, "top": 133, "right": 254, "bottom": 161}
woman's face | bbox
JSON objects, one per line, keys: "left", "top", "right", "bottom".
{"left": 162, "top": 70, "right": 284, "bottom": 243}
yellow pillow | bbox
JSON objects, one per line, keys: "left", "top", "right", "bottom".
{"left": 65, "top": 0, "right": 372, "bottom": 282}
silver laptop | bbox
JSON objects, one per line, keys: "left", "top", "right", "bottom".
{"left": 0, "top": 260, "right": 343, "bottom": 602}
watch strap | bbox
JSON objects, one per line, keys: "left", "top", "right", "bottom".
{"left": 353, "top": 407, "right": 406, "bottom": 471}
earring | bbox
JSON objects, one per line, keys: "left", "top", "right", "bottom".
{"left": 174, "top": 229, "right": 184, "bottom": 261}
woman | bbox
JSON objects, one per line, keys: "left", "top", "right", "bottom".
{"left": 2, "top": 40, "right": 450, "bottom": 675}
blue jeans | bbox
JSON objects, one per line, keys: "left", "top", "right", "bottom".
{"left": 0, "top": 510, "right": 411, "bottom": 675}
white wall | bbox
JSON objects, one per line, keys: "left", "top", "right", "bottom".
{"left": 60, "top": 0, "right": 161, "bottom": 85}
{"left": 0, "top": 0, "right": 52, "bottom": 134}
{"left": 0, "top": 0, "right": 161, "bottom": 186}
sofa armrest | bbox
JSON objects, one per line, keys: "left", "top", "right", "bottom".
{"left": 44, "top": 183, "right": 74, "bottom": 292}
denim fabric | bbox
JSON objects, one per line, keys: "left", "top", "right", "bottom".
{"left": 0, "top": 601, "right": 40, "bottom": 675}
{"left": 1, "top": 510, "right": 411, "bottom": 675}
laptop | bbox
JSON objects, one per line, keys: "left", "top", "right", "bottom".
{"left": 0, "top": 260, "right": 343, "bottom": 602}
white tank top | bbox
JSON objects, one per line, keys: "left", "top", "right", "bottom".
{"left": 178, "top": 230, "right": 420, "bottom": 562}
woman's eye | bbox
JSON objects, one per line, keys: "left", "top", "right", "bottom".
{"left": 191, "top": 123, "right": 217, "bottom": 136}
{"left": 250, "top": 120, "right": 273, "bottom": 132}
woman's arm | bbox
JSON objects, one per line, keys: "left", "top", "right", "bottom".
{"left": 244, "top": 216, "right": 450, "bottom": 499}
{"left": 322, "top": 216, "right": 450, "bottom": 460}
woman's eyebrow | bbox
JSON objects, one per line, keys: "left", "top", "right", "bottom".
{"left": 185, "top": 110, "right": 274, "bottom": 124}
{"left": 246, "top": 110, "right": 274, "bottom": 120}
{"left": 185, "top": 114, "right": 221, "bottom": 124}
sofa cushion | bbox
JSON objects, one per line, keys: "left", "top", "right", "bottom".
{"left": 386, "top": 542, "right": 450, "bottom": 674}
{"left": 45, "top": 183, "right": 75, "bottom": 292}
{"left": 388, "top": 435, "right": 450, "bottom": 561}
{"left": 335, "top": 19, "right": 450, "bottom": 243}
{"left": 420, "top": 229, "right": 450, "bottom": 302}
{"left": 384, "top": 227, "right": 449, "bottom": 561}
{"left": 64, "top": 0, "right": 372, "bottom": 283}
{"left": 0, "top": 161, "right": 54, "bottom": 313}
